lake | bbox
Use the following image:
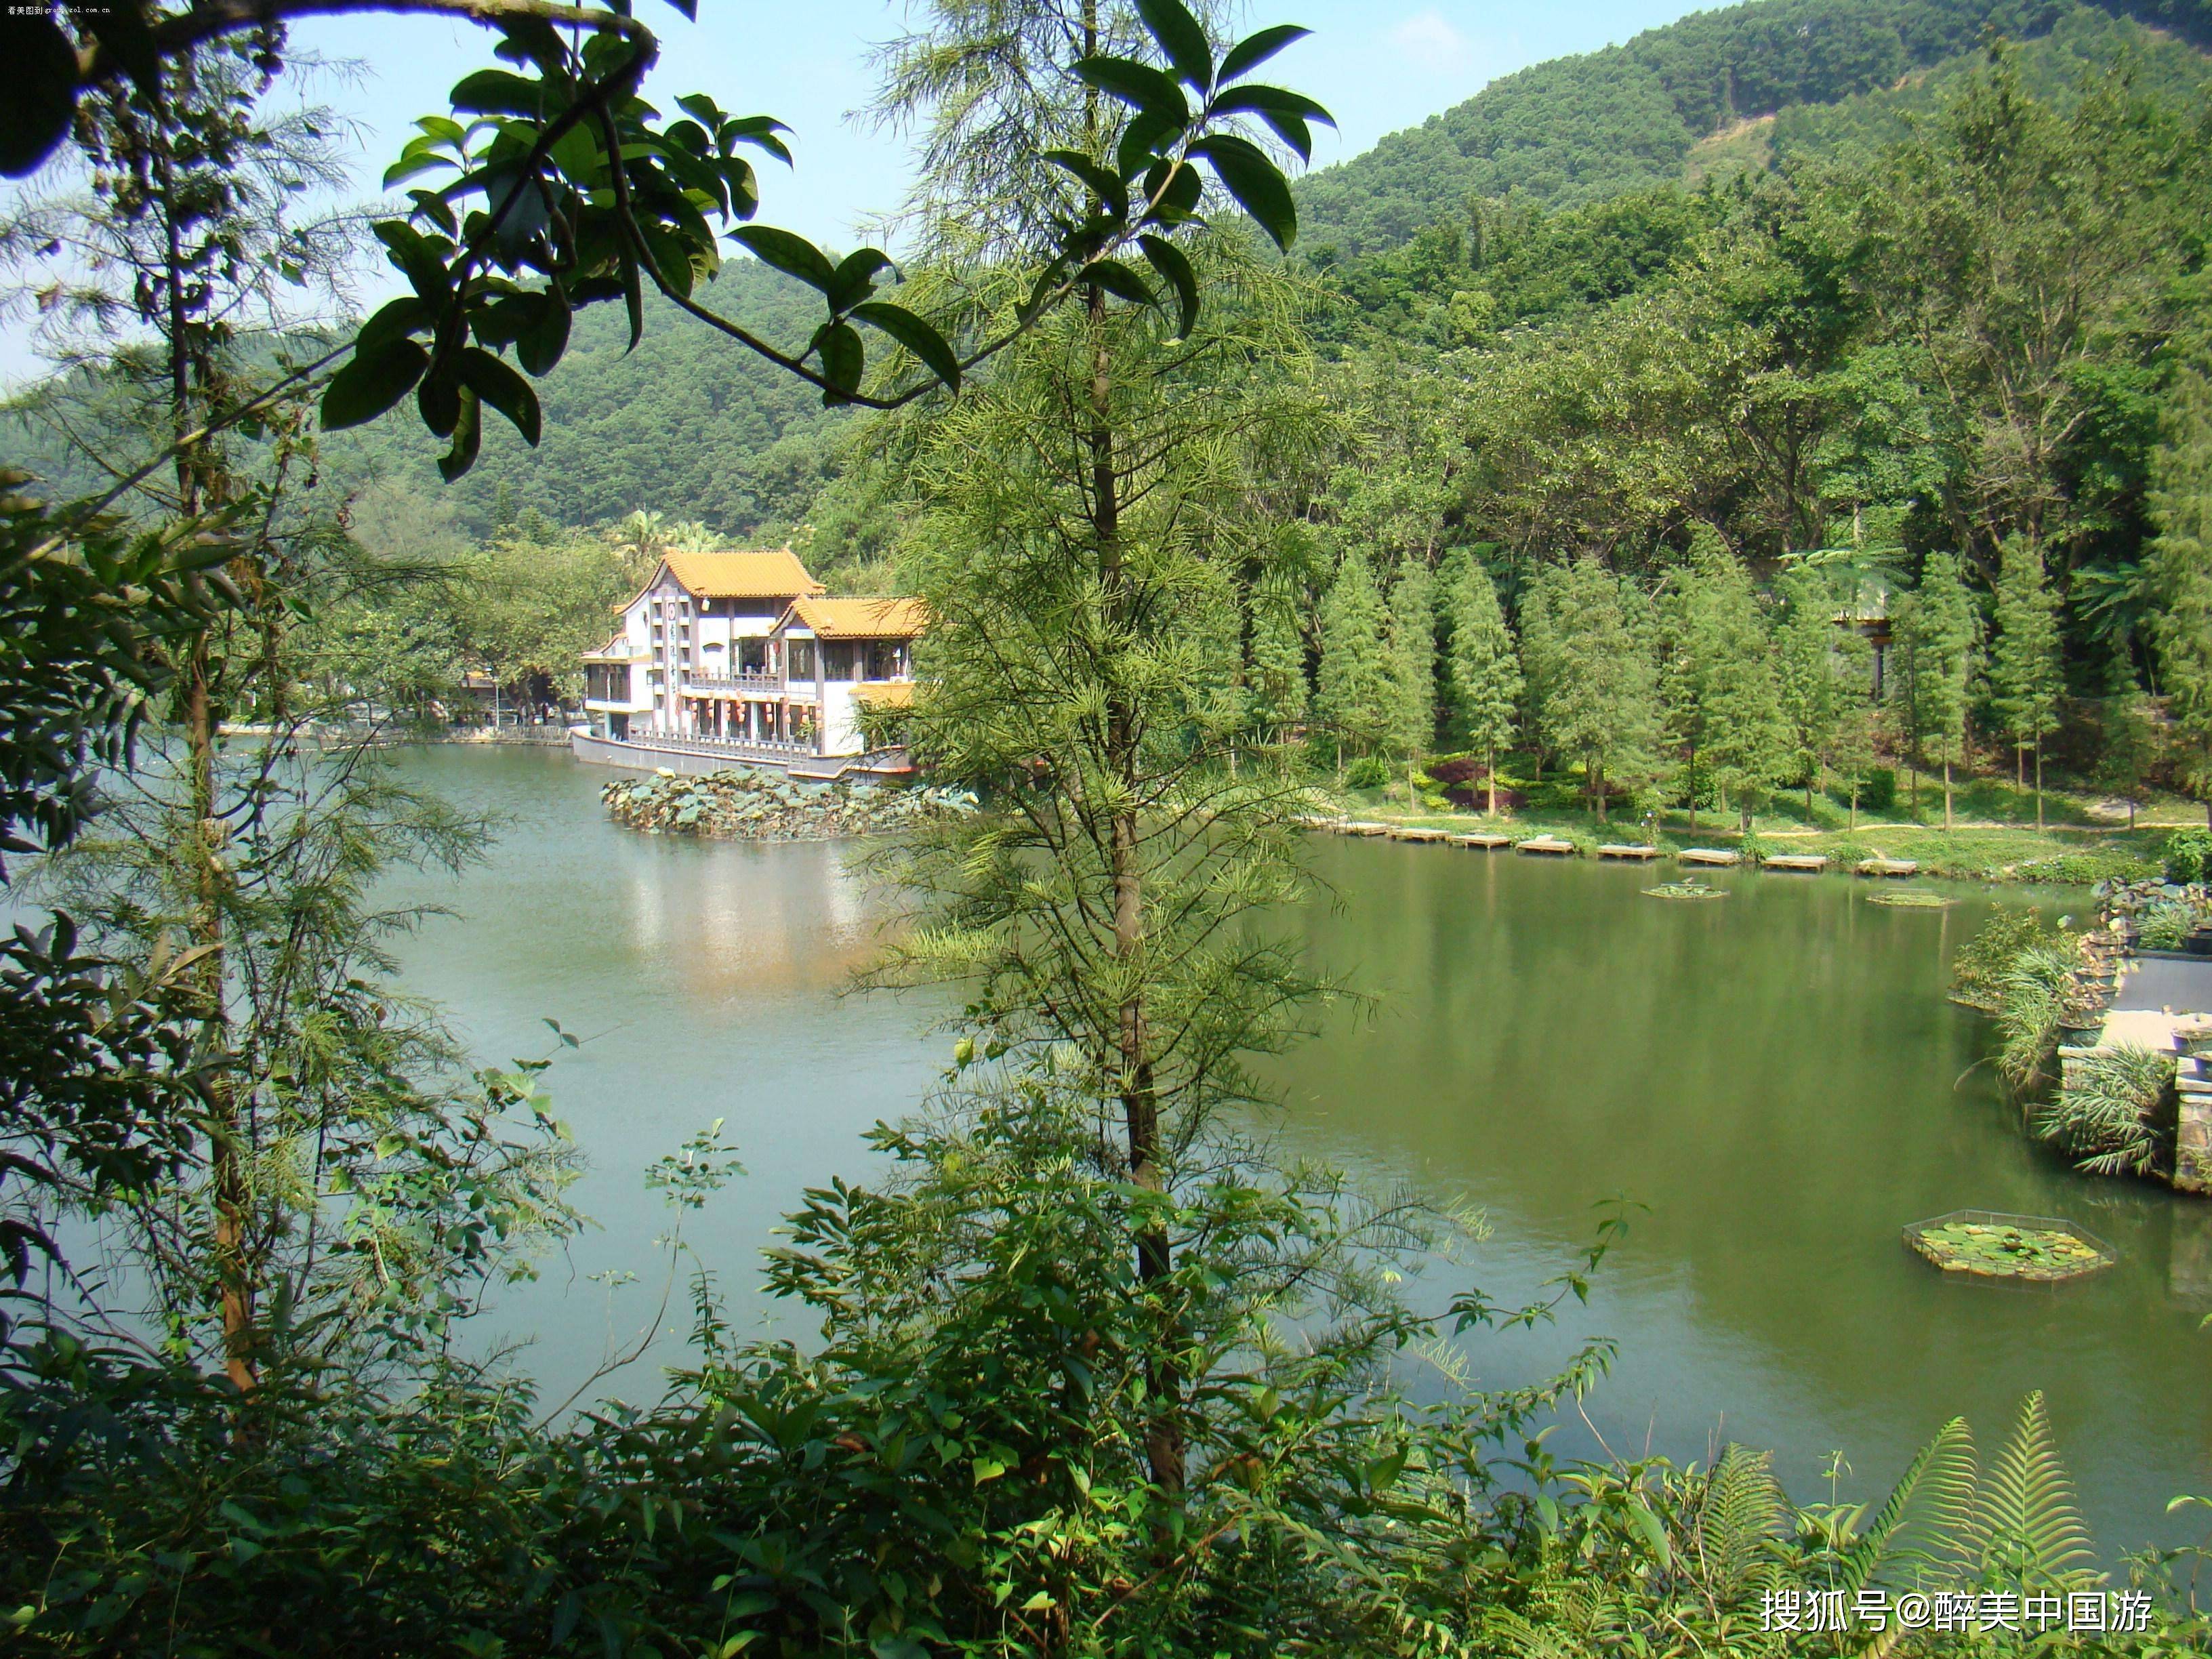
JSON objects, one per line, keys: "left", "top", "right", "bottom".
{"left": 382, "top": 745, "right": 2210, "bottom": 1551}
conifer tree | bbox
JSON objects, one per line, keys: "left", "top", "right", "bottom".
{"left": 1988, "top": 537, "right": 2063, "bottom": 829}
{"left": 1897, "top": 550, "right": 1980, "bottom": 831}
{"left": 1446, "top": 554, "right": 1522, "bottom": 815}
{"left": 1387, "top": 560, "right": 1436, "bottom": 799}
{"left": 1317, "top": 548, "right": 1393, "bottom": 774}
{"left": 1528, "top": 558, "right": 1663, "bottom": 821}
{"left": 1664, "top": 530, "right": 1785, "bottom": 832}
{"left": 1246, "top": 576, "right": 1309, "bottom": 754}
{"left": 2148, "top": 369, "right": 2212, "bottom": 827}
{"left": 1774, "top": 565, "right": 1857, "bottom": 821}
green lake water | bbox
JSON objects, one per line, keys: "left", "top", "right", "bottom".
{"left": 382, "top": 746, "right": 2211, "bottom": 1553}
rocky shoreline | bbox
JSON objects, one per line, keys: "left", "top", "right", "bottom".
{"left": 601, "top": 767, "right": 971, "bottom": 841}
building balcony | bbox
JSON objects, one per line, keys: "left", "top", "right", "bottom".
{"left": 682, "top": 670, "right": 817, "bottom": 701}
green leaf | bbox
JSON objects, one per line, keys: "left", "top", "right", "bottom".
{"left": 321, "top": 339, "right": 430, "bottom": 432}
{"left": 437, "top": 388, "right": 483, "bottom": 481}
{"left": 816, "top": 321, "right": 865, "bottom": 404}
{"left": 1043, "top": 150, "right": 1130, "bottom": 222}
{"left": 971, "top": 1457, "right": 1007, "bottom": 1483}
{"left": 372, "top": 221, "right": 453, "bottom": 305}
{"left": 516, "top": 285, "right": 571, "bottom": 376}
{"left": 851, "top": 302, "right": 961, "bottom": 393}
{"left": 417, "top": 367, "right": 462, "bottom": 438}
{"left": 1140, "top": 158, "right": 1203, "bottom": 226}
{"left": 1072, "top": 56, "right": 1189, "bottom": 126}
{"left": 827, "top": 249, "right": 894, "bottom": 313}
{"left": 1116, "top": 107, "right": 1185, "bottom": 178}
{"left": 1218, "top": 24, "right": 1309, "bottom": 85}
{"left": 729, "top": 226, "right": 838, "bottom": 292}
{"left": 1189, "top": 134, "right": 1297, "bottom": 250}
{"left": 722, "top": 116, "right": 792, "bottom": 165}
{"left": 1137, "top": 235, "right": 1197, "bottom": 339}
{"left": 1134, "top": 0, "right": 1212, "bottom": 91}
{"left": 449, "top": 69, "right": 553, "bottom": 119}
{"left": 618, "top": 238, "right": 644, "bottom": 350}
{"left": 1210, "top": 85, "right": 1334, "bottom": 163}
{"left": 1082, "top": 259, "right": 1158, "bottom": 309}
{"left": 659, "top": 0, "right": 697, "bottom": 20}
{"left": 0, "top": 14, "right": 78, "bottom": 179}
{"left": 356, "top": 295, "right": 431, "bottom": 355}
{"left": 459, "top": 348, "right": 542, "bottom": 445}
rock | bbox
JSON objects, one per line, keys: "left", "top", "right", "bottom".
{"left": 604, "top": 766, "right": 975, "bottom": 842}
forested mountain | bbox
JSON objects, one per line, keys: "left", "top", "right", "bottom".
{"left": 1294, "top": 0, "right": 2212, "bottom": 260}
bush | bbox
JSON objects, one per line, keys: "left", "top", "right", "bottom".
{"left": 1860, "top": 767, "right": 1897, "bottom": 813}
{"left": 2165, "top": 827, "right": 2212, "bottom": 884}
{"left": 1950, "top": 907, "right": 2060, "bottom": 1012}
{"left": 2138, "top": 899, "right": 2200, "bottom": 951}
{"left": 1344, "top": 754, "right": 1390, "bottom": 790}
{"left": 2032, "top": 1046, "right": 2175, "bottom": 1178}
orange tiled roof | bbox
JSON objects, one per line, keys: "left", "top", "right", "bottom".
{"left": 776, "top": 596, "right": 928, "bottom": 640}
{"left": 660, "top": 548, "right": 825, "bottom": 600}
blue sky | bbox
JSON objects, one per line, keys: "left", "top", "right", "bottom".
{"left": 1, "top": 2, "right": 1712, "bottom": 383}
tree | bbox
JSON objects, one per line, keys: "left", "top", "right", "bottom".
{"left": 1896, "top": 550, "right": 1980, "bottom": 831}
{"left": 1246, "top": 575, "right": 1309, "bottom": 752}
{"left": 1988, "top": 536, "right": 2063, "bottom": 828}
{"left": 1662, "top": 530, "right": 1784, "bottom": 832}
{"left": 1527, "top": 558, "right": 1664, "bottom": 821}
{"left": 1445, "top": 554, "right": 1522, "bottom": 815}
{"left": 1317, "top": 548, "right": 1394, "bottom": 773}
{"left": 2148, "top": 369, "right": 2212, "bottom": 827}
{"left": 1775, "top": 565, "right": 1847, "bottom": 821}
{"left": 1386, "top": 559, "right": 1437, "bottom": 798}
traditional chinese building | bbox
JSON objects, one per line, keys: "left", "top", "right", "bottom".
{"left": 577, "top": 548, "right": 922, "bottom": 775}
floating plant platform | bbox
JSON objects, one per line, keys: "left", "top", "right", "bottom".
{"left": 1903, "top": 1211, "right": 2115, "bottom": 1284}
{"left": 1867, "top": 890, "right": 1956, "bottom": 909}
{"left": 1644, "top": 880, "right": 1728, "bottom": 901}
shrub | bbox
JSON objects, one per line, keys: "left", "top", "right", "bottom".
{"left": 1344, "top": 754, "right": 1389, "bottom": 790}
{"left": 2165, "top": 827, "right": 2212, "bottom": 884}
{"left": 1950, "top": 907, "right": 2060, "bottom": 1012}
{"left": 2138, "top": 899, "right": 2200, "bottom": 951}
{"left": 2032, "top": 1046, "right": 2175, "bottom": 1177}
{"left": 1860, "top": 767, "right": 1897, "bottom": 812}
{"left": 1994, "top": 941, "right": 2081, "bottom": 1094}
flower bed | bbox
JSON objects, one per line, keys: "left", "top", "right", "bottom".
{"left": 1902, "top": 1210, "right": 2114, "bottom": 1283}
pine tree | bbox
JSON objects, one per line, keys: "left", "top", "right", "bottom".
{"left": 1387, "top": 561, "right": 1436, "bottom": 800}
{"left": 2148, "top": 369, "right": 2212, "bottom": 827}
{"left": 1246, "top": 576, "right": 1309, "bottom": 755}
{"left": 1528, "top": 559, "right": 1664, "bottom": 821}
{"left": 1774, "top": 565, "right": 1863, "bottom": 823}
{"left": 1897, "top": 551, "right": 1980, "bottom": 831}
{"left": 1988, "top": 537, "right": 2064, "bottom": 830}
{"left": 1316, "top": 548, "right": 1393, "bottom": 774}
{"left": 1664, "top": 531, "right": 1785, "bottom": 832}
{"left": 1446, "top": 554, "right": 1522, "bottom": 816}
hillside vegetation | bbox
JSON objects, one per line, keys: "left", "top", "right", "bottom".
{"left": 1294, "top": 0, "right": 2212, "bottom": 260}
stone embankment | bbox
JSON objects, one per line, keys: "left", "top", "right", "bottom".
{"left": 602, "top": 767, "right": 972, "bottom": 841}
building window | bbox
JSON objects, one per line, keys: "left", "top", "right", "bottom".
{"left": 787, "top": 638, "right": 817, "bottom": 679}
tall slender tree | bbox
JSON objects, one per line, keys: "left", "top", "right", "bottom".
{"left": 1246, "top": 575, "right": 1309, "bottom": 754}
{"left": 1897, "top": 550, "right": 1980, "bottom": 831}
{"left": 1446, "top": 554, "right": 1522, "bottom": 815}
{"left": 1988, "top": 537, "right": 2064, "bottom": 829}
{"left": 1663, "top": 531, "right": 1784, "bottom": 832}
{"left": 2148, "top": 369, "right": 2212, "bottom": 827}
{"left": 1317, "top": 548, "right": 1394, "bottom": 773}
{"left": 1387, "top": 559, "right": 1436, "bottom": 799}
{"left": 1527, "top": 558, "right": 1664, "bottom": 821}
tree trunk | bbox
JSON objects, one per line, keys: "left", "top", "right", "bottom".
{"left": 1085, "top": 269, "right": 1182, "bottom": 1495}
{"left": 2034, "top": 737, "right": 2043, "bottom": 834}
{"left": 1686, "top": 743, "right": 1698, "bottom": 832}
{"left": 1485, "top": 742, "right": 1496, "bottom": 817}
{"left": 1943, "top": 758, "right": 1954, "bottom": 833}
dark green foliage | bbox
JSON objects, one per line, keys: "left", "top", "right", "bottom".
{"left": 2165, "top": 827, "right": 2212, "bottom": 882}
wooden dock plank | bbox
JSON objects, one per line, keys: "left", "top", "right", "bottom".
{"left": 1677, "top": 848, "right": 1742, "bottom": 867}
{"left": 1762, "top": 853, "right": 1830, "bottom": 872}
{"left": 1454, "top": 832, "right": 1514, "bottom": 848}
{"left": 1596, "top": 844, "right": 1662, "bottom": 860}
{"left": 1856, "top": 857, "right": 1919, "bottom": 878}
{"left": 1515, "top": 836, "right": 1578, "bottom": 856}
{"left": 1389, "top": 826, "right": 1452, "bottom": 842}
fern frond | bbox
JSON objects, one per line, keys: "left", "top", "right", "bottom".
{"left": 1836, "top": 1415, "right": 1978, "bottom": 1594}
{"left": 1971, "top": 1391, "right": 2097, "bottom": 1588}
{"left": 1692, "top": 1444, "right": 1788, "bottom": 1606}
